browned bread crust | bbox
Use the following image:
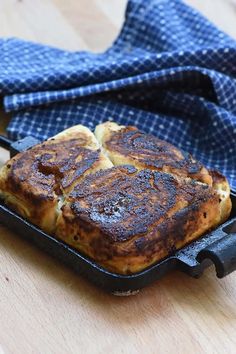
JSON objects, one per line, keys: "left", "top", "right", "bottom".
{"left": 0, "top": 122, "right": 232, "bottom": 274}
{"left": 56, "top": 166, "right": 222, "bottom": 274}
{"left": 0, "top": 125, "right": 112, "bottom": 233}
{"left": 95, "top": 122, "right": 212, "bottom": 185}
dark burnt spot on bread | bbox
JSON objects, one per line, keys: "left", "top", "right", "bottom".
{"left": 70, "top": 166, "right": 166, "bottom": 242}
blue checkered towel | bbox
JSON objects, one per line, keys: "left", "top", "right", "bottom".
{"left": 0, "top": 0, "right": 235, "bottom": 190}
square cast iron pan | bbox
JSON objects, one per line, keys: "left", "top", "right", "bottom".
{"left": 0, "top": 135, "right": 235, "bottom": 294}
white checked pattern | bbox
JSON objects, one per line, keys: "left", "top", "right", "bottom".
{"left": 0, "top": 0, "right": 236, "bottom": 190}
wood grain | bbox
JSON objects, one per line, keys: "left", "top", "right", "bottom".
{"left": 0, "top": 1, "right": 236, "bottom": 353}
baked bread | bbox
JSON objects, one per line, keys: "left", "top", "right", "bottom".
{"left": 95, "top": 121, "right": 231, "bottom": 235}
{"left": 210, "top": 170, "right": 232, "bottom": 223}
{"left": 0, "top": 125, "right": 112, "bottom": 233}
{"left": 56, "top": 166, "right": 224, "bottom": 274}
{"left": 95, "top": 121, "right": 212, "bottom": 185}
{"left": 0, "top": 122, "right": 232, "bottom": 274}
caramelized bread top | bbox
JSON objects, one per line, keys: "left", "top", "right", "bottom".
{"left": 0, "top": 125, "right": 112, "bottom": 201}
{"left": 0, "top": 125, "right": 113, "bottom": 233}
{"left": 5, "top": 140, "right": 100, "bottom": 200}
{"left": 62, "top": 165, "right": 220, "bottom": 243}
{"left": 95, "top": 122, "right": 212, "bottom": 185}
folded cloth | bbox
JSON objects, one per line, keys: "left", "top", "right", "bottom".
{"left": 0, "top": 0, "right": 236, "bottom": 190}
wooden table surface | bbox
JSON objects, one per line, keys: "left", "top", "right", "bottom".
{"left": 0, "top": 1, "right": 236, "bottom": 353}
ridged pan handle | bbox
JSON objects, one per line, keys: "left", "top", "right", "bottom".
{"left": 197, "top": 234, "right": 236, "bottom": 278}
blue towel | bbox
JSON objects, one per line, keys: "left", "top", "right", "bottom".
{"left": 0, "top": 0, "right": 236, "bottom": 190}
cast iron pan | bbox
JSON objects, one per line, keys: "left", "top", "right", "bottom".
{"left": 0, "top": 135, "right": 235, "bottom": 295}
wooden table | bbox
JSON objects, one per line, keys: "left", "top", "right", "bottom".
{"left": 0, "top": 1, "right": 236, "bottom": 353}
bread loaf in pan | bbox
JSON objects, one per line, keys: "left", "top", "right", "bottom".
{"left": 0, "top": 122, "right": 232, "bottom": 274}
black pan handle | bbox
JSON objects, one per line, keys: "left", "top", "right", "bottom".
{"left": 197, "top": 233, "right": 236, "bottom": 278}
{"left": 0, "top": 135, "right": 13, "bottom": 150}
{"left": 0, "top": 134, "right": 40, "bottom": 156}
